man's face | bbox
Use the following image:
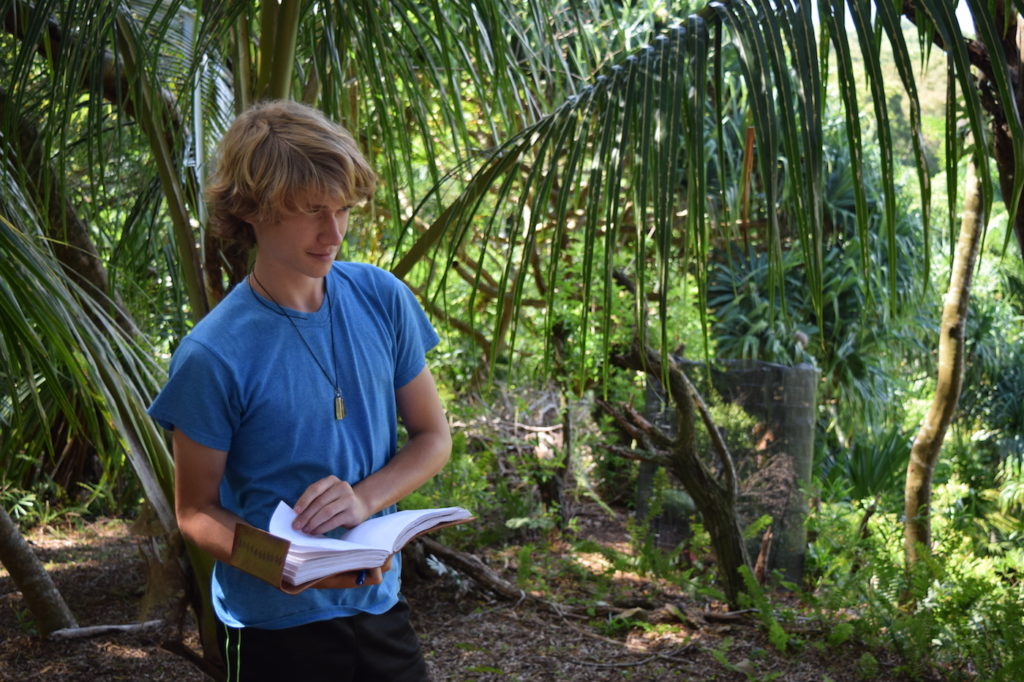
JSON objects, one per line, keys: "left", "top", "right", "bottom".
{"left": 252, "top": 192, "right": 353, "bottom": 281}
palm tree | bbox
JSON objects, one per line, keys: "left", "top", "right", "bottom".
{"left": 0, "top": 0, "right": 612, "bottom": 658}
{"left": 1, "top": 0, "right": 1017, "bottom": 653}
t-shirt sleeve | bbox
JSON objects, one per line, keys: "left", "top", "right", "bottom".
{"left": 388, "top": 274, "right": 440, "bottom": 389}
{"left": 147, "top": 339, "right": 241, "bottom": 452}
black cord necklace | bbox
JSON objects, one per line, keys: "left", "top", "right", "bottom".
{"left": 249, "top": 271, "right": 346, "bottom": 420}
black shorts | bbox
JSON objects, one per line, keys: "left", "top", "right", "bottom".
{"left": 219, "top": 598, "right": 429, "bottom": 681}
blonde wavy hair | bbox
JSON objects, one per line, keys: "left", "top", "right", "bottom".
{"left": 206, "top": 100, "right": 376, "bottom": 249}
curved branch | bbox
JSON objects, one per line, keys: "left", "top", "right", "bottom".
{"left": 683, "top": 372, "right": 739, "bottom": 498}
{"left": 612, "top": 343, "right": 738, "bottom": 495}
{"left": 899, "top": 1, "right": 993, "bottom": 80}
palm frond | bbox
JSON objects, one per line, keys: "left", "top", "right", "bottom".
{"left": 0, "top": 176, "right": 174, "bottom": 529}
{"left": 399, "top": 10, "right": 830, "bottom": 380}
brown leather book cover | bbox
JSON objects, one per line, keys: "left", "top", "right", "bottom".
{"left": 230, "top": 523, "right": 386, "bottom": 594}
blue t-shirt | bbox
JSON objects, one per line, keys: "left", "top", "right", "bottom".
{"left": 148, "top": 261, "right": 439, "bottom": 628}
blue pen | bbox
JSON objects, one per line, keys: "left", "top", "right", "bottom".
{"left": 356, "top": 570, "right": 367, "bottom": 585}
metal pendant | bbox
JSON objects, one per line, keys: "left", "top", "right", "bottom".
{"left": 335, "top": 394, "right": 346, "bottom": 420}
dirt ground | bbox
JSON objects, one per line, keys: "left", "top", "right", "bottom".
{"left": 0, "top": 509, "right": 938, "bottom": 682}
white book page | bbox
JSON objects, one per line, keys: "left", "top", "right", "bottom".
{"left": 269, "top": 502, "right": 471, "bottom": 553}
{"left": 342, "top": 507, "right": 471, "bottom": 551}
{"left": 268, "top": 501, "right": 371, "bottom": 552}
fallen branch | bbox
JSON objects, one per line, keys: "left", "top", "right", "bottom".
{"left": 48, "top": 619, "right": 164, "bottom": 641}
{"left": 701, "top": 608, "right": 758, "bottom": 623}
{"left": 421, "top": 535, "right": 756, "bottom": 622}
{"left": 419, "top": 537, "right": 528, "bottom": 603}
{"left": 419, "top": 537, "right": 579, "bottom": 617}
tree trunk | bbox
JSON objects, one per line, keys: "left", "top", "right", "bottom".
{"left": 902, "top": 2, "right": 1024, "bottom": 263}
{"left": 983, "top": 11, "right": 1024, "bottom": 264}
{"left": 614, "top": 345, "right": 751, "bottom": 607}
{"left": 0, "top": 89, "right": 137, "bottom": 335}
{"left": 0, "top": 506, "right": 77, "bottom": 636}
{"left": 904, "top": 161, "right": 984, "bottom": 569}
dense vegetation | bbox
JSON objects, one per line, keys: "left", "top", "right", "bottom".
{"left": 2, "top": 1, "right": 1023, "bottom": 679}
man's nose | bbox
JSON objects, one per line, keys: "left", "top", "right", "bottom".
{"left": 321, "top": 213, "right": 346, "bottom": 242}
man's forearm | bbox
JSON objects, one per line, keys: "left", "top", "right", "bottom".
{"left": 354, "top": 430, "right": 452, "bottom": 515}
{"left": 177, "top": 504, "right": 245, "bottom": 565}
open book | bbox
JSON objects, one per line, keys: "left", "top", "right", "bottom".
{"left": 230, "top": 501, "right": 473, "bottom": 591}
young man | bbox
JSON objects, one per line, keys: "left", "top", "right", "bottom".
{"left": 148, "top": 100, "right": 451, "bottom": 681}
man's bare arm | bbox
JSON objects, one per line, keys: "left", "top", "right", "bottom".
{"left": 293, "top": 365, "right": 452, "bottom": 534}
{"left": 173, "top": 429, "right": 241, "bottom": 563}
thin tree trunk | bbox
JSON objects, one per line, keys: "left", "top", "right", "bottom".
{"left": 904, "top": 160, "right": 984, "bottom": 569}
{"left": 0, "top": 507, "right": 77, "bottom": 636}
{"left": 114, "top": 15, "right": 209, "bottom": 321}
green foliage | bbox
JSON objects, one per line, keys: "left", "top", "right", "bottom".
{"left": 742, "top": 514, "right": 773, "bottom": 541}
{"left": 952, "top": 254, "right": 1024, "bottom": 504}
{"left": 997, "top": 458, "right": 1024, "bottom": 514}
{"left": 405, "top": 389, "right": 575, "bottom": 546}
{"left": 707, "top": 116, "right": 935, "bottom": 484}
{"left": 827, "top": 622, "right": 854, "bottom": 647}
{"left": 708, "top": 249, "right": 816, "bottom": 366}
{"left": 465, "top": 665, "right": 503, "bottom": 674}
{"left": 505, "top": 511, "right": 558, "bottom": 533}
{"left": 808, "top": 478, "right": 1024, "bottom": 679}
{"left": 13, "top": 604, "right": 37, "bottom": 636}
{"left": 515, "top": 543, "right": 538, "bottom": 589}
{"left": 403, "top": 432, "right": 487, "bottom": 511}
{"left": 0, "top": 482, "right": 97, "bottom": 529}
{"left": 708, "top": 223, "right": 933, "bottom": 469}
{"left": 402, "top": 431, "right": 503, "bottom": 547}
{"left": 692, "top": 398, "right": 758, "bottom": 464}
{"left": 0, "top": 486, "right": 38, "bottom": 522}
{"left": 737, "top": 566, "right": 790, "bottom": 653}
{"left": 708, "top": 637, "right": 782, "bottom": 681}
{"left": 594, "top": 614, "right": 645, "bottom": 638}
{"left": 855, "top": 652, "right": 879, "bottom": 679}
{"left": 822, "top": 423, "right": 911, "bottom": 504}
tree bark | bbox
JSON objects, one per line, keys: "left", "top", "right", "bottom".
{"left": 0, "top": 506, "right": 78, "bottom": 636}
{"left": 904, "top": 161, "right": 984, "bottom": 569}
{"left": 982, "top": 11, "right": 1024, "bottom": 264}
{"left": 613, "top": 344, "right": 751, "bottom": 607}
{"left": 902, "top": 1, "right": 1024, "bottom": 262}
